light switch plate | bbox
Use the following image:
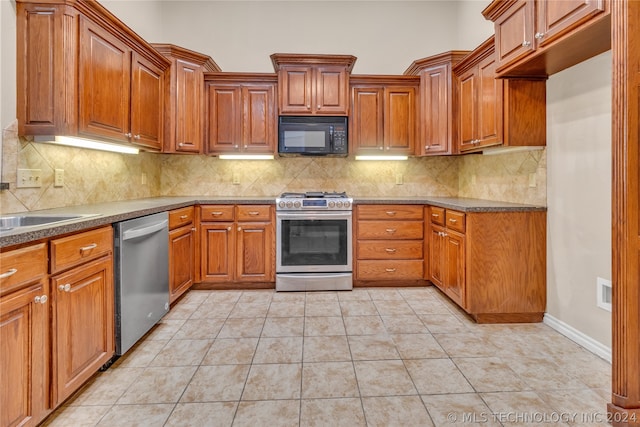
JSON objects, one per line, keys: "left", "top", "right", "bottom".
{"left": 17, "top": 169, "right": 43, "bottom": 188}
{"left": 54, "top": 169, "right": 64, "bottom": 187}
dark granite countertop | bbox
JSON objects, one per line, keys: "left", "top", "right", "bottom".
{"left": 355, "top": 197, "right": 547, "bottom": 212}
{"left": 1, "top": 196, "right": 545, "bottom": 248}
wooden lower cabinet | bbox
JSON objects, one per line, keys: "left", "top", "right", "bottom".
{"left": 169, "top": 207, "right": 196, "bottom": 303}
{"left": 49, "top": 226, "right": 115, "bottom": 406}
{"left": 51, "top": 255, "right": 114, "bottom": 406}
{"left": 428, "top": 206, "right": 546, "bottom": 323}
{"left": 0, "top": 243, "right": 49, "bottom": 427}
{"left": 197, "top": 205, "right": 274, "bottom": 287}
{"left": 354, "top": 205, "right": 426, "bottom": 285}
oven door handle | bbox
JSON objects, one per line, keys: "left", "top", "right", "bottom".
{"left": 276, "top": 212, "right": 352, "bottom": 220}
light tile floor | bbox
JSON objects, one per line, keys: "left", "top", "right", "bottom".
{"left": 44, "top": 287, "right": 612, "bottom": 426}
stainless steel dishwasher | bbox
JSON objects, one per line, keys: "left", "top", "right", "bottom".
{"left": 113, "top": 212, "right": 169, "bottom": 356}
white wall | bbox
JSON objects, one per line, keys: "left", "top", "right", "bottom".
{"left": 546, "top": 51, "right": 612, "bottom": 349}
{"left": 455, "top": 0, "right": 494, "bottom": 49}
{"left": 99, "top": 0, "right": 164, "bottom": 41}
{"left": 156, "top": 1, "right": 460, "bottom": 74}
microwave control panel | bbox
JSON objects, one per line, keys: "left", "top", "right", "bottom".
{"left": 332, "top": 126, "right": 347, "bottom": 152}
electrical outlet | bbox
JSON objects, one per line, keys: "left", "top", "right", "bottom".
{"left": 597, "top": 277, "right": 612, "bottom": 312}
{"left": 141, "top": 173, "right": 147, "bottom": 185}
{"left": 17, "top": 169, "right": 43, "bottom": 188}
{"left": 395, "top": 174, "right": 403, "bottom": 185}
{"left": 528, "top": 173, "right": 537, "bottom": 188}
{"left": 232, "top": 173, "right": 240, "bottom": 185}
{"left": 54, "top": 169, "right": 64, "bottom": 187}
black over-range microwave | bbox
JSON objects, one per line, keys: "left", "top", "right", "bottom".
{"left": 278, "top": 116, "right": 348, "bottom": 156}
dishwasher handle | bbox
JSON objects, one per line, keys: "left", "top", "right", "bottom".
{"left": 122, "top": 219, "right": 168, "bottom": 241}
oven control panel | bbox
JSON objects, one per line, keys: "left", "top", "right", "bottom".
{"left": 276, "top": 198, "right": 353, "bottom": 211}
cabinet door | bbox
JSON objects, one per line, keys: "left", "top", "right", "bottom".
{"left": 130, "top": 52, "right": 164, "bottom": 150}
{"left": 445, "top": 230, "right": 466, "bottom": 308}
{"left": 384, "top": 87, "right": 416, "bottom": 154}
{"left": 242, "top": 84, "right": 276, "bottom": 153}
{"left": 494, "top": 0, "right": 535, "bottom": 69}
{"left": 78, "top": 17, "right": 131, "bottom": 142}
{"left": 351, "top": 87, "right": 384, "bottom": 152}
{"left": 236, "top": 222, "right": 274, "bottom": 283}
{"left": 457, "top": 69, "right": 477, "bottom": 151}
{"left": 174, "top": 59, "right": 203, "bottom": 153}
{"left": 536, "top": 0, "right": 606, "bottom": 48}
{"left": 315, "top": 66, "right": 349, "bottom": 115}
{"left": 421, "top": 65, "right": 451, "bottom": 155}
{"left": 429, "top": 224, "right": 446, "bottom": 290}
{"left": 200, "top": 223, "right": 235, "bottom": 282}
{"left": 0, "top": 281, "right": 49, "bottom": 427}
{"left": 476, "top": 53, "right": 503, "bottom": 149}
{"left": 52, "top": 256, "right": 114, "bottom": 406}
{"left": 279, "top": 66, "right": 313, "bottom": 114}
{"left": 207, "top": 85, "right": 242, "bottom": 153}
{"left": 169, "top": 224, "right": 195, "bottom": 303}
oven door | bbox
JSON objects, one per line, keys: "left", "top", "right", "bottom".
{"left": 276, "top": 211, "right": 352, "bottom": 273}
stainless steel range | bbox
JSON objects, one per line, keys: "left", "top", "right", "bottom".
{"left": 276, "top": 191, "right": 353, "bottom": 291}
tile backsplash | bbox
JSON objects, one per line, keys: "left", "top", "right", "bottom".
{"left": 1, "top": 118, "right": 546, "bottom": 213}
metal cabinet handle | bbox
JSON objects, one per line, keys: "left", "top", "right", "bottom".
{"left": 0, "top": 268, "right": 17, "bottom": 279}
{"left": 211, "top": 212, "right": 223, "bottom": 216}
{"left": 379, "top": 146, "right": 384, "bottom": 150}
{"left": 385, "top": 268, "right": 397, "bottom": 273}
{"left": 124, "top": 132, "right": 132, "bottom": 138}
{"left": 425, "top": 145, "right": 431, "bottom": 150}
{"left": 238, "top": 226, "right": 242, "bottom": 231}
{"left": 178, "top": 142, "right": 185, "bottom": 147}
{"left": 35, "top": 295, "right": 48, "bottom": 304}
{"left": 385, "top": 228, "right": 396, "bottom": 234}
{"left": 449, "top": 219, "right": 457, "bottom": 224}
{"left": 180, "top": 215, "right": 189, "bottom": 220}
{"left": 248, "top": 211, "right": 260, "bottom": 216}
{"left": 134, "top": 135, "right": 141, "bottom": 140}
{"left": 385, "top": 211, "right": 396, "bottom": 216}
{"left": 58, "top": 284, "right": 71, "bottom": 292}
{"left": 385, "top": 248, "right": 397, "bottom": 253}
{"left": 317, "top": 105, "right": 321, "bottom": 109}
{"left": 431, "top": 213, "right": 439, "bottom": 218}
{"left": 227, "top": 226, "right": 232, "bottom": 231}
{"left": 191, "top": 227, "right": 196, "bottom": 232}
{"left": 80, "top": 243, "right": 98, "bottom": 253}
{"left": 535, "top": 32, "right": 545, "bottom": 40}
{"left": 522, "top": 40, "right": 531, "bottom": 47}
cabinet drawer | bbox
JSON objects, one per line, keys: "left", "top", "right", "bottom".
{"left": 445, "top": 210, "right": 466, "bottom": 233}
{"left": 429, "top": 206, "right": 445, "bottom": 225}
{"left": 169, "top": 206, "right": 194, "bottom": 229}
{"left": 357, "top": 260, "right": 423, "bottom": 280}
{"left": 50, "top": 227, "right": 113, "bottom": 274}
{"left": 357, "top": 240, "right": 423, "bottom": 260}
{"left": 357, "top": 205, "right": 424, "bottom": 220}
{"left": 0, "top": 243, "right": 47, "bottom": 296}
{"left": 357, "top": 221, "right": 423, "bottom": 239}
{"left": 236, "top": 205, "right": 271, "bottom": 222}
{"left": 200, "top": 205, "right": 234, "bottom": 222}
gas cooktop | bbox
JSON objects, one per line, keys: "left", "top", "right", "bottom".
{"left": 276, "top": 191, "right": 352, "bottom": 210}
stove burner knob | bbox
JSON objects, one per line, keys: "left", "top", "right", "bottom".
{"left": 328, "top": 201, "right": 336, "bottom": 208}
{"left": 293, "top": 201, "right": 301, "bottom": 208}
{"left": 336, "top": 201, "right": 343, "bottom": 208}
{"left": 278, "top": 201, "right": 285, "bottom": 208}
{"left": 344, "top": 201, "right": 351, "bottom": 208}
{"left": 286, "top": 201, "right": 293, "bottom": 208}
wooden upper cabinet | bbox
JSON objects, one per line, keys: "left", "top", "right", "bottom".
{"left": 405, "top": 52, "right": 469, "bottom": 156}
{"left": 271, "top": 54, "right": 356, "bottom": 115}
{"left": 453, "top": 37, "right": 546, "bottom": 154}
{"left": 153, "top": 44, "right": 220, "bottom": 154}
{"left": 350, "top": 75, "right": 419, "bottom": 155}
{"left": 78, "top": 18, "right": 131, "bottom": 142}
{"left": 483, "top": 0, "right": 610, "bottom": 77}
{"left": 17, "top": 0, "right": 170, "bottom": 150}
{"left": 130, "top": 52, "right": 164, "bottom": 150}
{"left": 205, "top": 74, "right": 277, "bottom": 155}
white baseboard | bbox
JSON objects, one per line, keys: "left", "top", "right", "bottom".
{"left": 543, "top": 313, "right": 612, "bottom": 363}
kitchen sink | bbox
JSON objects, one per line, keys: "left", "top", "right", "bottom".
{"left": 0, "top": 214, "right": 100, "bottom": 233}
